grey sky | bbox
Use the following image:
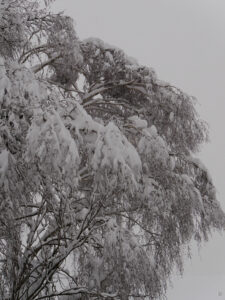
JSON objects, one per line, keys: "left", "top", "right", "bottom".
{"left": 53, "top": 1, "right": 225, "bottom": 299}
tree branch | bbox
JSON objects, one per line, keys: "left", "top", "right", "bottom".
{"left": 31, "top": 54, "right": 61, "bottom": 74}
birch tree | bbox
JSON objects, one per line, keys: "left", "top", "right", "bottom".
{"left": 0, "top": 1, "right": 224, "bottom": 299}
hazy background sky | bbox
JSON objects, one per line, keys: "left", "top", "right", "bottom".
{"left": 53, "top": 1, "right": 225, "bottom": 299}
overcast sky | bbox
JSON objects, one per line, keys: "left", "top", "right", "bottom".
{"left": 53, "top": 1, "right": 225, "bottom": 299}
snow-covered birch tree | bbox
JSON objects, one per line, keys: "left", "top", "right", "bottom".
{"left": 0, "top": 1, "right": 224, "bottom": 299}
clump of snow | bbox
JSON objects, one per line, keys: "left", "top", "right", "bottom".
{"left": 105, "top": 51, "right": 114, "bottom": 62}
{"left": 126, "top": 55, "right": 138, "bottom": 65}
{"left": 0, "top": 56, "right": 11, "bottom": 103}
{"left": 149, "top": 125, "right": 157, "bottom": 135}
{"left": 107, "top": 218, "right": 117, "bottom": 231}
{"left": 0, "top": 149, "right": 9, "bottom": 185}
{"left": 181, "top": 174, "right": 193, "bottom": 185}
{"left": 12, "top": 66, "right": 46, "bottom": 103}
{"left": 155, "top": 79, "right": 170, "bottom": 87}
{"left": 186, "top": 156, "right": 212, "bottom": 182}
{"left": 186, "top": 156, "right": 207, "bottom": 172}
{"left": 4, "top": 61, "right": 48, "bottom": 110}
{"left": 92, "top": 122, "right": 141, "bottom": 178}
{"left": 138, "top": 125, "right": 170, "bottom": 169}
{"left": 68, "top": 102, "right": 103, "bottom": 142}
{"left": 169, "top": 111, "right": 174, "bottom": 122}
{"left": 168, "top": 156, "right": 176, "bottom": 171}
{"left": 83, "top": 37, "right": 138, "bottom": 66}
{"left": 94, "top": 48, "right": 100, "bottom": 57}
{"left": 128, "top": 115, "right": 148, "bottom": 129}
{"left": 83, "top": 37, "right": 121, "bottom": 52}
{"left": 26, "top": 109, "right": 80, "bottom": 183}
{"left": 143, "top": 177, "right": 158, "bottom": 199}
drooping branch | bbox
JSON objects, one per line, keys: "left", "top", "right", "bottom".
{"left": 19, "top": 44, "right": 49, "bottom": 64}
{"left": 82, "top": 80, "right": 149, "bottom": 105}
{"left": 31, "top": 54, "right": 61, "bottom": 73}
{"left": 35, "top": 287, "right": 119, "bottom": 300}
